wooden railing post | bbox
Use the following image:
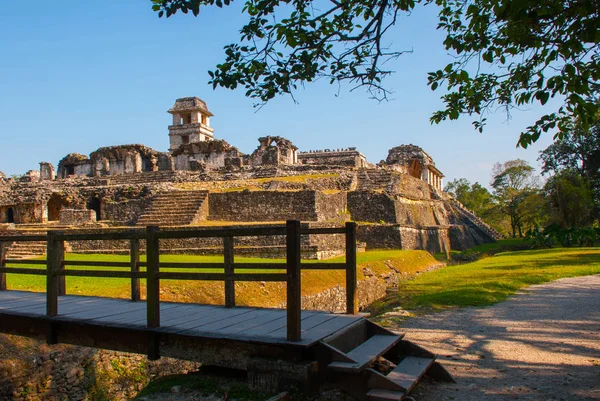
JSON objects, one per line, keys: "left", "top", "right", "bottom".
{"left": 46, "top": 231, "right": 61, "bottom": 317}
{"left": 345, "top": 221, "right": 358, "bottom": 315}
{"left": 0, "top": 241, "right": 6, "bottom": 291}
{"left": 130, "top": 239, "right": 140, "bottom": 302}
{"left": 286, "top": 220, "right": 301, "bottom": 341}
{"left": 146, "top": 226, "right": 160, "bottom": 328}
{"left": 57, "top": 234, "right": 66, "bottom": 296}
{"left": 224, "top": 236, "right": 235, "bottom": 307}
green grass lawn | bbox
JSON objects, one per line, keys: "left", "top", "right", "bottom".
{"left": 3, "top": 249, "right": 439, "bottom": 305}
{"left": 370, "top": 247, "right": 600, "bottom": 316}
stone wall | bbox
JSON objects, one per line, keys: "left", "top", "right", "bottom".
{"left": 0, "top": 203, "right": 45, "bottom": 224}
{"left": 314, "top": 191, "right": 347, "bottom": 222}
{"left": 171, "top": 140, "right": 242, "bottom": 171}
{"left": 347, "top": 192, "right": 397, "bottom": 223}
{"left": 0, "top": 335, "right": 201, "bottom": 401}
{"left": 208, "top": 191, "right": 318, "bottom": 222}
{"left": 103, "top": 198, "right": 154, "bottom": 226}
{"left": 357, "top": 224, "right": 451, "bottom": 254}
{"left": 59, "top": 209, "right": 96, "bottom": 225}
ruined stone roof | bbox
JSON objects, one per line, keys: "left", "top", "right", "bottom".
{"left": 385, "top": 144, "right": 435, "bottom": 167}
{"left": 58, "top": 153, "right": 90, "bottom": 168}
{"left": 168, "top": 97, "right": 214, "bottom": 117}
{"left": 89, "top": 144, "right": 159, "bottom": 161}
{"left": 171, "top": 139, "right": 241, "bottom": 157}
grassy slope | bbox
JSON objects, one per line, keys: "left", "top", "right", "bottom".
{"left": 4, "top": 250, "right": 439, "bottom": 306}
{"left": 371, "top": 247, "right": 600, "bottom": 315}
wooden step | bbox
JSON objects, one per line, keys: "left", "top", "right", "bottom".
{"left": 328, "top": 334, "right": 402, "bottom": 373}
{"left": 385, "top": 356, "right": 434, "bottom": 393}
{"left": 366, "top": 389, "right": 405, "bottom": 401}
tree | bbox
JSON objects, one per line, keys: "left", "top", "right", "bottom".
{"left": 544, "top": 169, "right": 595, "bottom": 227}
{"left": 151, "top": 0, "right": 600, "bottom": 147}
{"left": 539, "top": 121, "right": 600, "bottom": 204}
{"left": 445, "top": 178, "right": 493, "bottom": 216}
{"left": 491, "top": 159, "right": 539, "bottom": 237}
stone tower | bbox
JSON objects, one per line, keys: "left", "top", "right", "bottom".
{"left": 168, "top": 97, "right": 215, "bottom": 151}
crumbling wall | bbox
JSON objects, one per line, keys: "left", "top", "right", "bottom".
{"left": 57, "top": 153, "right": 91, "bottom": 179}
{"left": 298, "top": 148, "right": 367, "bottom": 168}
{"left": 90, "top": 145, "right": 161, "bottom": 176}
{"left": 248, "top": 136, "right": 298, "bottom": 166}
{"left": 39, "top": 162, "right": 55, "bottom": 181}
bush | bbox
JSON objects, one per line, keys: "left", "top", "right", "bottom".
{"left": 526, "top": 224, "right": 600, "bottom": 248}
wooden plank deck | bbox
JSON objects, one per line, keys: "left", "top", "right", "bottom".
{"left": 0, "top": 291, "right": 363, "bottom": 347}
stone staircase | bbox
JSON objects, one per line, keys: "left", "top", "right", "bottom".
{"left": 136, "top": 190, "right": 209, "bottom": 226}
{"left": 6, "top": 240, "right": 47, "bottom": 259}
{"left": 321, "top": 319, "right": 454, "bottom": 400}
{"left": 357, "top": 169, "right": 395, "bottom": 191}
{"left": 450, "top": 199, "right": 503, "bottom": 240}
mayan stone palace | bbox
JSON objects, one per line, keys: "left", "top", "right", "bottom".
{"left": 0, "top": 97, "right": 499, "bottom": 259}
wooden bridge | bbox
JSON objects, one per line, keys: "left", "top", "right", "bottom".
{"left": 0, "top": 221, "right": 452, "bottom": 400}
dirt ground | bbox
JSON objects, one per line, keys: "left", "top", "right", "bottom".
{"left": 138, "top": 274, "right": 600, "bottom": 401}
{"left": 400, "top": 274, "right": 600, "bottom": 401}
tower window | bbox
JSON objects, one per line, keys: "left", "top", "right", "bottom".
{"left": 182, "top": 135, "right": 190, "bottom": 144}
{"left": 201, "top": 114, "right": 207, "bottom": 124}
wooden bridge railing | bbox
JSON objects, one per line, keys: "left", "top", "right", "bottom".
{"left": 0, "top": 221, "right": 357, "bottom": 342}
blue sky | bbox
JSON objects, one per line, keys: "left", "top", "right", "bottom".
{"left": 0, "top": 0, "right": 557, "bottom": 187}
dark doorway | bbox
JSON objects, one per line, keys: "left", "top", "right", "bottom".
{"left": 7, "top": 208, "right": 14, "bottom": 223}
{"left": 66, "top": 165, "right": 75, "bottom": 176}
{"left": 88, "top": 198, "right": 101, "bottom": 221}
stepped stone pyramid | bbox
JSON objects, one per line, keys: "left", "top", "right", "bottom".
{"left": 136, "top": 190, "right": 209, "bottom": 226}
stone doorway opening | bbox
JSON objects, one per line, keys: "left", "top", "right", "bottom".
{"left": 47, "top": 194, "right": 66, "bottom": 222}
{"left": 7, "top": 208, "right": 14, "bottom": 223}
{"left": 408, "top": 159, "right": 422, "bottom": 179}
{"left": 88, "top": 197, "right": 101, "bottom": 221}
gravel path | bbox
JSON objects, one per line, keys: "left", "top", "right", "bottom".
{"left": 398, "top": 274, "right": 600, "bottom": 401}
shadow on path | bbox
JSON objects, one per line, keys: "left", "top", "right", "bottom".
{"left": 398, "top": 274, "right": 600, "bottom": 401}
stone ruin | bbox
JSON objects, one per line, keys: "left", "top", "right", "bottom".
{"left": 0, "top": 96, "right": 501, "bottom": 257}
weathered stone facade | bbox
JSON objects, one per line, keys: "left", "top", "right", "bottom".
{"left": 0, "top": 95, "right": 500, "bottom": 255}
